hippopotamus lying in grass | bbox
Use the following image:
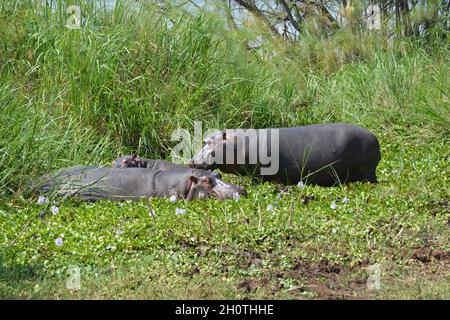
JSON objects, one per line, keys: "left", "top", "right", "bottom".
{"left": 112, "top": 154, "right": 222, "bottom": 179}
{"left": 112, "top": 154, "right": 189, "bottom": 171}
{"left": 188, "top": 123, "right": 381, "bottom": 186}
{"left": 38, "top": 166, "right": 246, "bottom": 201}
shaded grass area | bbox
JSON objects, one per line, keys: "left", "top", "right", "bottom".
{"left": 0, "top": 1, "right": 449, "bottom": 299}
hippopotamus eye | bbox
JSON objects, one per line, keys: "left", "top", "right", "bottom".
{"left": 201, "top": 176, "right": 213, "bottom": 186}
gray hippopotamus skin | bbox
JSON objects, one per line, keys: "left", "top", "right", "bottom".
{"left": 112, "top": 154, "right": 222, "bottom": 179}
{"left": 38, "top": 166, "right": 246, "bottom": 201}
{"left": 188, "top": 123, "right": 381, "bottom": 186}
{"left": 112, "top": 155, "right": 188, "bottom": 171}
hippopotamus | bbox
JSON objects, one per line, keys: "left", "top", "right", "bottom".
{"left": 112, "top": 154, "right": 188, "bottom": 171}
{"left": 188, "top": 123, "right": 381, "bottom": 186}
{"left": 38, "top": 166, "right": 246, "bottom": 201}
{"left": 112, "top": 154, "right": 222, "bottom": 178}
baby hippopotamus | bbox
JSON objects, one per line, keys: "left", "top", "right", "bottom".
{"left": 37, "top": 166, "right": 246, "bottom": 202}
{"left": 112, "top": 154, "right": 189, "bottom": 171}
{"left": 188, "top": 123, "right": 381, "bottom": 186}
{"left": 112, "top": 154, "right": 223, "bottom": 180}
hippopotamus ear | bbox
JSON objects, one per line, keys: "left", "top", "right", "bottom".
{"left": 185, "top": 176, "right": 198, "bottom": 190}
{"left": 221, "top": 130, "right": 234, "bottom": 142}
{"left": 185, "top": 176, "right": 199, "bottom": 201}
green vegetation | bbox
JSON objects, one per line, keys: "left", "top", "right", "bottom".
{"left": 0, "top": 0, "right": 448, "bottom": 299}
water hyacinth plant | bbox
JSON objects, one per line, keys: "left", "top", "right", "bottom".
{"left": 0, "top": 0, "right": 448, "bottom": 300}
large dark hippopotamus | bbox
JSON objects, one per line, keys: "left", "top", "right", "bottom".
{"left": 188, "top": 123, "right": 381, "bottom": 186}
{"left": 37, "top": 166, "right": 246, "bottom": 201}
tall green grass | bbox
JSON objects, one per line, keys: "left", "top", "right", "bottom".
{"left": 0, "top": 1, "right": 448, "bottom": 300}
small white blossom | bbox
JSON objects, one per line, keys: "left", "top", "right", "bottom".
{"left": 175, "top": 208, "right": 186, "bottom": 215}
{"left": 37, "top": 196, "right": 46, "bottom": 205}
{"left": 330, "top": 201, "right": 337, "bottom": 210}
{"left": 116, "top": 228, "right": 124, "bottom": 236}
{"left": 51, "top": 206, "right": 59, "bottom": 215}
{"left": 342, "top": 197, "right": 349, "bottom": 204}
{"left": 169, "top": 195, "right": 177, "bottom": 203}
{"left": 297, "top": 181, "right": 305, "bottom": 189}
{"left": 55, "top": 237, "right": 63, "bottom": 247}
{"left": 106, "top": 244, "right": 116, "bottom": 251}
{"left": 266, "top": 204, "right": 274, "bottom": 211}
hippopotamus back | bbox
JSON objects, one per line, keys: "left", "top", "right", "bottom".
{"left": 37, "top": 166, "right": 246, "bottom": 201}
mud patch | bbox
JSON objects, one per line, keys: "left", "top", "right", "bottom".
{"left": 427, "top": 199, "right": 449, "bottom": 217}
{"left": 318, "top": 259, "right": 341, "bottom": 274}
{"left": 412, "top": 247, "right": 450, "bottom": 263}
{"left": 244, "top": 260, "right": 369, "bottom": 300}
{"left": 236, "top": 250, "right": 264, "bottom": 269}
{"left": 238, "top": 279, "right": 259, "bottom": 293}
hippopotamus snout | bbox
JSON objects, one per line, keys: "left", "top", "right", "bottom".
{"left": 211, "top": 178, "right": 247, "bottom": 200}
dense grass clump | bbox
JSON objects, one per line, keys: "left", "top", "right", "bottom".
{"left": 0, "top": 1, "right": 448, "bottom": 299}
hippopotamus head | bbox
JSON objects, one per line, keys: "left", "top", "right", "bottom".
{"left": 184, "top": 170, "right": 246, "bottom": 201}
{"left": 113, "top": 154, "right": 145, "bottom": 168}
{"left": 188, "top": 130, "right": 230, "bottom": 170}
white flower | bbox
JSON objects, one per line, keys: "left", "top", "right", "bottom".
{"left": 276, "top": 193, "right": 282, "bottom": 199}
{"left": 175, "top": 208, "right": 186, "bottom": 215}
{"left": 297, "top": 181, "right": 305, "bottom": 189}
{"left": 169, "top": 195, "right": 177, "bottom": 202}
{"left": 115, "top": 228, "right": 124, "bottom": 236}
{"left": 51, "top": 206, "right": 59, "bottom": 215}
{"left": 149, "top": 210, "right": 156, "bottom": 218}
{"left": 330, "top": 201, "right": 337, "bottom": 210}
{"left": 233, "top": 192, "right": 240, "bottom": 201}
{"left": 342, "top": 197, "right": 349, "bottom": 204}
{"left": 55, "top": 237, "right": 63, "bottom": 247}
{"left": 266, "top": 204, "right": 274, "bottom": 211}
{"left": 106, "top": 244, "right": 116, "bottom": 251}
{"left": 37, "top": 196, "right": 46, "bottom": 205}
